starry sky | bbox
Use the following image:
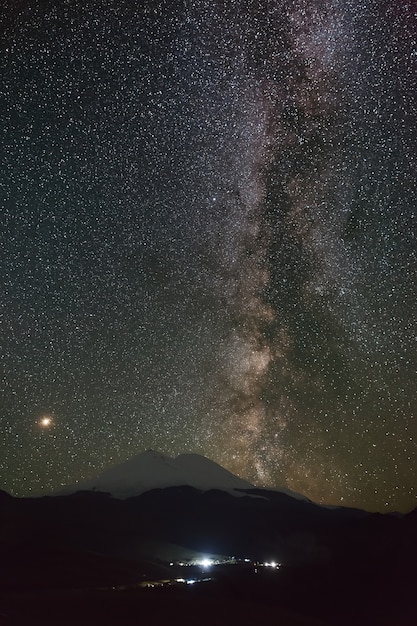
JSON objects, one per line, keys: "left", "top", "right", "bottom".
{"left": 1, "top": 0, "right": 416, "bottom": 512}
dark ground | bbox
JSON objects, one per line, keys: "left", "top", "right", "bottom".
{"left": 1, "top": 565, "right": 416, "bottom": 626}
{"left": 1, "top": 490, "right": 417, "bottom": 625}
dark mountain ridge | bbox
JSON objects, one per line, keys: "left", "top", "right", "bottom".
{"left": 1, "top": 484, "right": 416, "bottom": 625}
{"left": 1, "top": 451, "right": 416, "bottom": 624}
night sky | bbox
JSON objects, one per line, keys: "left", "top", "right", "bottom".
{"left": 1, "top": 0, "right": 416, "bottom": 512}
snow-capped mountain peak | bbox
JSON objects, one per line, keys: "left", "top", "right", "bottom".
{"left": 61, "top": 450, "right": 254, "bottom": 498}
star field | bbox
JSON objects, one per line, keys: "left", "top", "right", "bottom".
{"left": 1, "top": 0, "right": 416, "bottom": 512}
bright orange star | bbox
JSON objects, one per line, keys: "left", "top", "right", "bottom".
{"left": 39, "top": 416, "right": 53, "bottom": 428}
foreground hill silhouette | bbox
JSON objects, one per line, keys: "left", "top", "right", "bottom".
{"left": 1, "top": 452, "right": 416, "bottom": 625}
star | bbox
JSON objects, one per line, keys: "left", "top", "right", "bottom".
{"left": 39, "top": 416, "right": 53, "bottom": 429}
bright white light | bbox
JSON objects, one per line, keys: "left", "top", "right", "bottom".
{"left": 264, "top": 561, "right": 278, "bottom": 568}
{"left": 199, "top": 558, "right": 212, "bottom": 569}
{"left": 186, "top": 579, "right": 196, "bottom": 585}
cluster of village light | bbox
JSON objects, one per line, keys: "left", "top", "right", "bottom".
{"left": 170, "top": 556, "right": 281, "bottom": 571}
{"left": 172, "top": 557, "right": 281, "bottom": 587}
